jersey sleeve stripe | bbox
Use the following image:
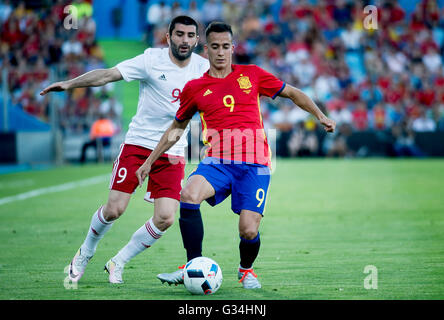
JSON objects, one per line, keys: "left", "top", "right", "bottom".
{"left": 272, "top": 82, "right": 286, "bottom": 99}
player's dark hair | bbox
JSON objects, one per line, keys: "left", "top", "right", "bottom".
{"left": 168, "top": 15, "right": 199, "bottom": 36}
{"left": 205, "top": 21, "right": 233, "bottom": 40}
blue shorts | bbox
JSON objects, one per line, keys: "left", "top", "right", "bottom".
{"left": 189, "top": 157, "right": 271, "bottom": 215}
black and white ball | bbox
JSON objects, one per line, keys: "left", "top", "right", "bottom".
{"left": 183, "top": 257, "right": 223, "bottom": 295}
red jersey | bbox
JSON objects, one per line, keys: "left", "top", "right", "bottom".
{"left": 176, "top": 64, "right": 285, "bottom": 166}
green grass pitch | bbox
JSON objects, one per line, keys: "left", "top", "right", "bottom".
{"left": 1, "top": 159, "right": 443, "bottom": 300}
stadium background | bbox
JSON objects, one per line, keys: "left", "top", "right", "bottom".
{"left": 0, "top": 0, "right": 444, "bottom": 301}
{"left": 1, "top": 0, "right": 444, "bottom": 164}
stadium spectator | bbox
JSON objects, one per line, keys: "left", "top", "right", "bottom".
{"left": 145, "top": 1, "right": 171, "bottom": 45}
{"left": 412, "top": 107, "right": 437, "bottom": 132}
{"left": 323, "top": 123, "right": 352, "bottom": 158}
{"left": 437, "top": 106, "right": 444, "bottom": 131}
{"left": 187, "top": 0, "right": 202, "bottom": 23}
{"left": 416, "top": 79, "right": 436, "bottom": 107}
{"left": 369, "top": 103, "right": 387, "bottom": 130}
{"left": 352, "top": 101, "right": 369, "bottom": 131}
{"left": 292, "top": 56, "right": 316, "bottom": 87}
{"left": 0, "top": 0, "right": 12, "bottom": 24}
{"left": 171, "top": 1, "right": 185, "bottom": 18}
{"left": 79, "top": 113, "right": 116, "bottom": 163}
{"left": 2, "top": 15, "right": 24, "bottom": 48}
{"left": 270, "top": 102, "right": 294, "bottom": 157}
{"left": 288, "top": 121, "right": 320, "bottom": 157}
{"left": 422, "top": 47, "right": 442, "bottom": 73}
{"left": 391, "top": 122, "right": 426, "bottom": 157}
{"left": 386, "top": 101, "right": 405, "bottom": 127}
{"left": 314, "top": 70, "right": 340, "bottom": 103}
{"left": 201, "top": 0, "right": 223, "bottom": 26}
{"left": 340, "top": 22, "right": 363, "bottom": 51}
{"left": 62, "top": 34, "right": 83, "bottom": 59}
{"left": 333, "top": 0, "right": 352, "bottom": 27}
{"left": 383, "top": 46, "right": 408, "bottom": 75}
{"left": 98, "top": 95, "right": 123, "bottom": 131}
{"left": 221, "top": 0, "right": 242, "bottom": 33}
{"left": 328, "top": 98, "right": 352, "bottom": 126}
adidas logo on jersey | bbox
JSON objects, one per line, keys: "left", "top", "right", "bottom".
{"left": 203, "top": 89, "right": 213, "bottom": 96}
{"left": 158, "top": 74, "right": 167, "bottom": 81}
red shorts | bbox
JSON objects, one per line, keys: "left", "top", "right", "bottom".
{"left": 109, "top": 144, "right": 185, "bottom": 202}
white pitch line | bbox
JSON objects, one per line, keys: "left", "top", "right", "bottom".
{"left": 0, "top": 174, "right": 110, "bottom": 206}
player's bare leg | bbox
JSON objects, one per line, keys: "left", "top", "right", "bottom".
{"left": 107, "top": 197, "right": 179, "bottom": 283}
{"left": 238, "top": 210, "right": 262, "bottom": 289}
{"left": 152, "top": 197, "right": 179, "bottom": 231}
{"left": 180, "top": 175, "right": 216, "bottom": 204}
{"left": 157, "top": 175, "right": 215, "bottom": 285}
{"left": 69, "top": 190, "right": 131, "bottom": 283}
{"left": 102, "top": 190, "right": 132, "bottom": 221}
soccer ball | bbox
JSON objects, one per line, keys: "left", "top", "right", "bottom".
{"left": 183, "top": 257, "right": 223, "bottom": 295}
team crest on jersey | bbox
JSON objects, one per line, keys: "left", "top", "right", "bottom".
{"left": 237, "top": 74, "right": 252, "bottom": 94}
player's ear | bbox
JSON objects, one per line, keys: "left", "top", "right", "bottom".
{"left": 166, "top": 32, "right": 171, "bottom": 45}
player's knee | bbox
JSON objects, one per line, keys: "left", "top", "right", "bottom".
{"left": 239, "top": 228, "right": 258, "bottom": 241}
{"left": 153, "top": 213, "right": 175, "bottom": 231}
{"left": 162, "top": 216, "right": 175, "bottom": 229}
{"left": 102, "top": 203, "right": 125, "bottom": 221}
{"left": 180, "top": 188, "right": 202, "bottom": 204}
{"left": 159, "top": 217, "right": 174, "bottom": 231}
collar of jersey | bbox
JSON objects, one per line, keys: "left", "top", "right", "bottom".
{"left": 204, "top": 64, "right": 238, "bottom": 80}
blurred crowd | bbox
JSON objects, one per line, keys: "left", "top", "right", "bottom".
{"left": 2, "top": 0, "right": 444, "bottom": 157}
{"left": 147, "top": 0, "right": 444, "bottom": 157}
{"left": 0, "top": 0, "right": 122, "bottom": 134}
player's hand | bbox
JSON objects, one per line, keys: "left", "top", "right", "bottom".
{"left": 136, "top": 161, "right": 151, "bottom": 188}
{"left": 39, "top": 81, "right": 70, "bottom": 95}
{"left": 320, "top": 116, "right": 336, "bottom": 133}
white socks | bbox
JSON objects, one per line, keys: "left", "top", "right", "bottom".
{"left": 79, "top": 207, "right": 165, "bottom": 266}
{"left": 112, "top": 217, "right": 165, "bottom": 266}
{"left": 80, "top": 206, "right": 113, "bottom": 257}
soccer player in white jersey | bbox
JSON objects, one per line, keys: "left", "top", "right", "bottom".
{"left": 40, "top": 16, "right": 209, "bottom": 284}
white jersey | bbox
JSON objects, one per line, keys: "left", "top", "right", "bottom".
{"left": 115, "top": 47, "right": 209, "bottom": 156}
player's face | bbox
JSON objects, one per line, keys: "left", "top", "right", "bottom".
{"left": 168, "top": 23, "right": 198, "bottom": 61}
{"left": 205, "top": 32, "right": 234, "bottom": 70}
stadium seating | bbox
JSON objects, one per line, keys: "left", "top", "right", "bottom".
{"left": 1, "top": 0, "right": 444, "bottom": 160}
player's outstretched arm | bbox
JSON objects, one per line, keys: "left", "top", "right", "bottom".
{"left": 39, "top": 67, "right": 123, "bottom": 95}
{"left": 136, "top": 118, "right": 191, "bottom": 187}
{"left": 279, "top": 84, "right": 336, "bottom": 133}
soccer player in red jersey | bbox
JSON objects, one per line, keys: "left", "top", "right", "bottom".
{"left": 136, "top": 22, "right": 336, "bottom": 289}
